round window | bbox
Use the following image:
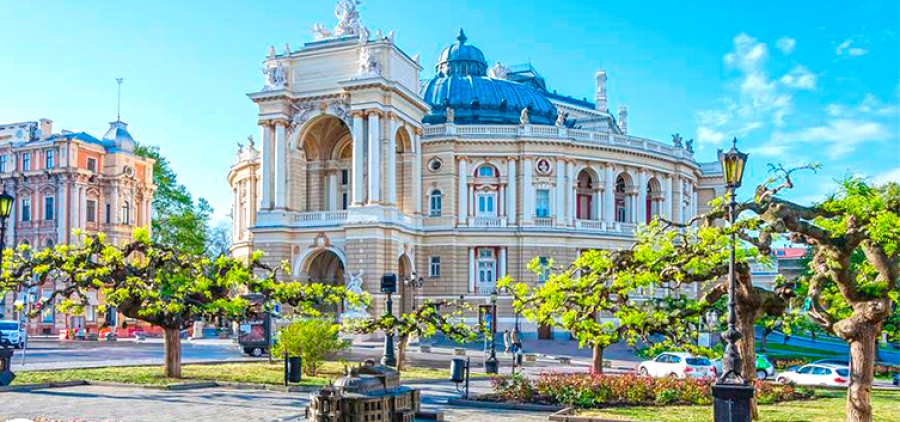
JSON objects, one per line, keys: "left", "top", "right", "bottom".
{"left": 428, "top": 158, "right": 443, "bottom": 173}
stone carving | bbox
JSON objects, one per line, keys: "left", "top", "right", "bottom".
{"left": 488, "top": 61, "right": 509, "bottom": 80}
{"left": 520, "top": 107, "right": 530, "bottom": 126}
{"left": 686, "top": 139, "right": 694, "bottom": 153}
{"left": 264, "top": 61, "right": 287, "bottom": 90}
{"left": 283, "top": 43, "right": 291, "bottom": 55}
{"left": 375, "top": 29, "right": 383, "bottom": 40}
{"left": 357, "top": 47, "right": 380, "bottom": 76}
{"left": 236, "top": 141, "right": 244, "bottom": 153}
{"left": 313, "top": 0, "right": 364, "bottom": 40}
{"left": 341, "top": 269, "right": 369, "bottom": 320}
{"left": 290, "top": 100, "right": 353, "bottom": 131}
{"left": 247, "top": 134, "right": 255, "bottom": 150}
{"left": 556, "top": 110, "right": 567, "bottom": 127}
{"left": 358, "top": 26, "right": 370, "bottom": 42}
{"left": 267, "top": 45, "right": 276, "bottom": 58}
{"left": 445, "top": 106, "right": 455, "bottom": 123}
{"left": 672, "top": 133, "right": 683, "bottom": 148}
{"left": 387, "top": 30, "right": 395, "bottom": 42}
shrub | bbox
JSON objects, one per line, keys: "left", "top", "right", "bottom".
{"left": 753, "top": 379, "right": 814, "bottom": 404}
{"left": 491, "top": 374, "right": 536, "bottom": 402}
{"left": 272, "top": 318, "right": 349, "bottom": 376}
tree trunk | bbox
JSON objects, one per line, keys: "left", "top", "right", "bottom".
{"left": 591, "top": 343, "right": 604, "bottom": 375}
{"left": 760, "top": 330, "right": 768, "bottom": 352}
{"left": 736, "top": 309, "right": 759, "bottom": 420}
{"left": 847, "top": 329, "right": 877, "bottom": 422}
{"left": 397, "top": 333, "right": 410, "bottom": 372}
{"left": 164, "top": 327, "right": 182, "bottom": 379}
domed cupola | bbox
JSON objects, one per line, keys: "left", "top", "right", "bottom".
{"left": 436, "top": 29, "right": 488, "bottom": 77}
{"left": 423, "top": 30, "right": 557, "bottom": 126}
{"left": 101, "top": 120, "right": 136, "bottom": 153}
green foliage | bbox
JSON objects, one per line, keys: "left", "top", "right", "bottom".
{"left": 272, "top": 318, "right": 350, "bottom": 376}
{"left": 343, "top": 299, "right": 477, "bottom": 343}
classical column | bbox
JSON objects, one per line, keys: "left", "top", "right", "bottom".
{"left": 468, "top": 247, "right": 476, "bottom": 293}
{"left": 506, "top": 159, "right": 516, "bottom": 225}
{"left": 555, "top": 160, "right": 565, "bottom": 225}
{"left": 111, "top": 186, "right": 119, "bottom": 225}
{"left": 603, "top": 165, "right": 615, "bottom": 224}
{"left": 629, "top": 193, "right": 637, "bottom": 223}
{"left": 79, "top": 186, "right": 86, "bottom": 228}
{"left": 367, "top": 111, "right": 381, "bottom": 204}
{"left": 457, "top": 158, "right": 468, "bottom": 225}
{"left": 260, "top": 123, "right": 273, "bottom": 209}
{"left": 70, "top": 183, "right": 79, "bottom": 233}
{"left": 566, "top": 161, "right": 575, "bottom": 225}
{"left": 691, "top": 184, "right": 698, "bottom": 222}
{"left": 664, "top": 176, "right": 673, "bottom": 221}
{"left": 674, "top": 176, "right": 684, "bottom": 224}
{"left": 413, "top": 129, "right": 422, "bottom": 214}
{"left": 351, "top": 112, "right": 365, "bottom": 205}
{"left": 327, "top": 171, "right": 338, "bottom": 211}
{"left": 637, "top": 170, "right": 648, "bottom": 224}
{"left": 386, "top": 116, "right": 398, "bottom": 206}
{"left": 522, "top": 158, "right": 533, "bottom": 223}
{"left": 57, "top": 183, "right": 67, "bottom": 241}
{"left": 274, "top": 121, "right": 287, "bottom": 209}
{"left": 499, "top": 248, "right": 507, "bottom": 278}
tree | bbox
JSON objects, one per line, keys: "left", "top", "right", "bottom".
{"left": 134, "top": 145, "right": 212, "bottom": 255}
{"left": 742, "top": 170, "right": 899, "bottom": 422}
{"left": 273, "top": 318, "right": 350, "bottom": 375}
{"left": 0, "top": 229, "right": 354, "bottom": 378}
{"left": 205, "top": 218, "right": 233, "bottom": 258}
{"left": 345, "top": 299, "right": 477, "bottom": 371}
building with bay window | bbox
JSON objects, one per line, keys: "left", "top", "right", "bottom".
{"left": 0, "top": 117, "right": 156, "bottom": 335}
{"left": 229, "top": 5, "right": 725, "bottom": 337}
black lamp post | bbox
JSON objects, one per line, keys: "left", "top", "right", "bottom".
{"left": 0, "top": 190, "right": 15, "bottom": 387}
{"left": 381, "top": 273, "right": 398, "bottom": 367}
{"left": 0, "top": 190, "right": 13, "bottom": 270}
{"left": 484, "top": 289, "right": 499, "bottom": 374}
{"left": 713, "top": 138, "right": 753, "bottom": 422}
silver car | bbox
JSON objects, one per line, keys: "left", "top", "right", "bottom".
{"left": 0, "top": 320, "right": 26, "bottom": 349}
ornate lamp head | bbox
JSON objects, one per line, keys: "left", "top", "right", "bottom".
{"left": 0, "top": 191, "right": 14, "bottom": 220}
{"left": 718, "top": 137, "right": 749, "bottom": 189}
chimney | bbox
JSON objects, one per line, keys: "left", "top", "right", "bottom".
{"left": 595, "top": 70, "right": 607, "bottom": 111}
{"left": 618, "top": 105, "right": 628, "bottom": 134}
{"left": 39, "top": 118, "right": 53, "bottom": 140}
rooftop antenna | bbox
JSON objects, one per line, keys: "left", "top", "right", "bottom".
{"left": 116, "top": 78, "right": 124, "bottom": 121}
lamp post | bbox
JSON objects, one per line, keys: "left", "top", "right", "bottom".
{"left": 0, "top": 190, "right": 14, "bottom": 386}
{"left": 0, "top": 190, "right": 13, "bottom": 272}
{"left": 484, "top": 289, "right": 499, "bottom": 374}
{"left": 713, "top": 138, "right": 752, "bottom": 422}
{"left": 381, "top": 273, "right": 398, "bottom": 367}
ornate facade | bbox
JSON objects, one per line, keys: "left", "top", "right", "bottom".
{"left": 0, "top": 118, "right": 156, "bottom": 335}
{"left": 230, "top": 4, "right": 725, "bottom": 336}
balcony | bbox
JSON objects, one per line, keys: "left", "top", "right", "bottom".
{"left": 575, "top": 219, "right": 606, "bottom": 231}
{"left": 475, "top": 282, "right": 497, "bottom": 295}
{"left": 532, "top": 217, "right": 553, "bottom": 227}
{"left": 468, "top": 216, "right": 506, "bottom": 228}
{"left": 287, "top": 211, "right": 349, "bottom": 227}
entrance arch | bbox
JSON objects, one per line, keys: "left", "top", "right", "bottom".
{"left": 292, "top": 114, "right": 354, "bottom": 212}
{"left": 295, "top": 247, "right": 347, "bottom": 285}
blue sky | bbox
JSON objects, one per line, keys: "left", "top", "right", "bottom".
{"left": 1, "top": 0, "right": 897, "bottom": 222}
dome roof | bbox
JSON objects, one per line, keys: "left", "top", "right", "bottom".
{"left": 101, "top": 120, "right": 136, "bottom": 152}
{"left": 423, "top": 30, "right": 557, "bottom": 126}
{"left": 435, "top": 29, "right": 487, "bottom": 77}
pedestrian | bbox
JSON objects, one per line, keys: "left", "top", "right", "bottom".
{"left": 502, "top": 329, "right": 511, "bottom": 354}
{"left": 511, "top": 328, "right": 521, "bottom": 354}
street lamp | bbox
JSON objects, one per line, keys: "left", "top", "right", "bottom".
{"left": 381, "top": 273, "right": 398, "bottom": 367}
{"left": 484, "top": 289, "right": 499, "bottom": 374}
{"left": 713, "top": 137, "right": 752, "bottom": 422}
{"left": 0, "top": 190, "right": 13, "bottom": 269}
{"left": 0, "top": 190, "right": 14, "bottom": 386}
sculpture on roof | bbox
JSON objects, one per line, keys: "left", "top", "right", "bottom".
{"left": 445, "top": 106, "right": 454, "bottom": 123}
{"left": 556, "top": 110, "right": 567, "bottom": 127}
{"left": 686, "top": 139, "right": 694, "bottom": 153}
{"left": 357, "top": 47, "right": 380, "bottom": 76}
{"left": 520, "top": 107, "right": 530, "bottom": 126}
{"left": 313, "top": 0, "right": 364, "bottom": 40}
{"left": 672, "top": 133, "right": 683, "bottom": 148}
{"left": 488, "top": 61, "right": 509, "bottom": 80}
{"left": 247, "top": 134, "right": 255, "bottom": 150}
{"left": 264, "top": 61, "right": 287, "bottom": 90}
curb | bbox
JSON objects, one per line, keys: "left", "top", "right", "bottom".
{"left": 549, "top": 408, "right": 641, "bottom": 422}
{"left": 0, "top": 380, "right": 88, "bottom": 392}
{"left": 447, "top": 397, "right": 563, "bottom": 412}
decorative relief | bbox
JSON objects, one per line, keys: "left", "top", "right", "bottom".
{"left": 535, "top": 158, "right": 552, "bottom": 176}
{"left": 263, "top": 61, "right": 287, "bottom": 91}
{"left": 312, "top": 0, "right": 364, "bottom": 40}
{"left": 357, "top": 47, "right": 381, "bottom": 76}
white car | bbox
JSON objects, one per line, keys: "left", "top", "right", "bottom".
{"left": 775, "top": 364, "right": 850, "bottom": 387}
{"left": 638, "top": 352, "right": 715, "bottom": 379}
{"left": 0, "top": 320, "right": 26, "bottom": 349}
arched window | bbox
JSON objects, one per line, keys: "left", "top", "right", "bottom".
{"left": 123, "top": 201, "right": 130, "bottom": 225}
{"left": 429, "top": 190, "right": 442, "bottom": 217}
{"left": 616, "top": 176, "right": 628, "bottom": 223}
{"left": 476, "top": 165, "right": 498, "bottom": 178}
{"left": 44, "top": 239, "right": 54, "bottom": 250}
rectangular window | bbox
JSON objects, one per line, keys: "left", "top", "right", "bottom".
{"left": 21, "top": 198, "right": 31, "bottom": 222}
{"left": 341, "top": 169, "right": 349, "bottom": 185}
{"left": 22, "top": 152, "right": 31, "bottom": 171}
{"left": 341, "top": 192, "right": 348, "bottom": 210}
{"left": 105, "top": 203, "right": 112, "bottom": 224}
{"left": 41, "top": 290, "right": 53, "bottom": 324}
{"left": 45, "top": 149, "right": 54, "bottom": 169}
{"left": 429, "top": 256, "right": 441, "bottom": 278}
{"left": 86, "top": 200, "right": 97, "bottom": 223}
{"left": 535, "top": 189, "right": 551, "bottom": 217}
{"left": 429, "top": 192, "right": 442, "bottom": 217}
{"left": 476, "top": 192, "right": 496, "bottom": 216}
{"left": 87, "top": 157, "right": 97, "bottom": 172}
{"left": 44, "top": 196, "right": 54, "bottom": 220}
{"left": 538, "top": 257, "right": 551, "bottom": 283}
{"left": 0, "top": 155, "right": 7, "bottom": 172}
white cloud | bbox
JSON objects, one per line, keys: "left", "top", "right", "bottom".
{"left": 724, "top": 33, "right": 769, "bottom": 73}
{"left": 697, "top": 126, "right": 727, "bottom": 146}
{"left": 776, "top": 37, "right": 796, "bottom": 55}
{"left": 836, "top": 37, "right": 869, "bottom": 57}
{"left": 779, "top": 66, "right": 817, "bottom": 90}
{"left": 874, "top": 167, "right": 900, "bottom": 185}
{"left": 769, "top": 119, "right": 890, "bottom": 159}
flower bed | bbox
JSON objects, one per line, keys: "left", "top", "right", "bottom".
{"left": 489, "top": 373, "right": 814, "bottom": 408}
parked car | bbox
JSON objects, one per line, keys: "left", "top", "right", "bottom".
{"left": 775, "top": 364, "right": 850, "bottom": 387}
{"left": 0, "top": 320, "right": 26, "bottom": 349}
{"left": 712, "top": 354, "right": 776, "bottom": 380}
{"left": 638, "top": 352, "right": 715, "bottom": 379}
{"left": 811, "top": 358, "right": 850, "bottom": 367}
{"left": 893, "top": 373, "right": 899, "bottom": 387}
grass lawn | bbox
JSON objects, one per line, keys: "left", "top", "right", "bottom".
{"left": 578, "top": 390, "right": 900, "bottom": 422}
{"left": 758, "top": 343, "right": 841, "bottom": 357}
{"left": 12, "top": 361, "right": 455, "bottom": 387}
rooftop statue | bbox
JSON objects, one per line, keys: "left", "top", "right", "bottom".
{"left": 264, "top": 61, "right": 287, "bottom": 90}
{"left": 488, "top": 61, "right": 509, "bottom": 80}
{"left": 556, "top": 110, "right": 567, "bottom": 127}
{"left": 357, "top": 47, "right": 380, "bottom": 76}
{"left": 313, "top": 0, "right": 364, "bottom": 40}
{"left": 520, "top": 107, "right": 530, "bottom": 126}
{"left": 672, "top": 133, "right": 683, "bottom": 148}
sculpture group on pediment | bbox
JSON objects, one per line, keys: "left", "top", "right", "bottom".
{"left": 357, "top": 47, "right": 381, "bottom": 76}
{"left": 264, "top": 61, "right": 286, "bottom": 90}
{"left": 313, "top": 0, "right": 364, "bottom": 40}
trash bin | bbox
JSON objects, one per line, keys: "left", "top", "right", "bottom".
{"left": 450, "top": 358, "right": 466, "bottom": 383}
{"left": 288, "top": 356, "right": 303, "bottom": 382}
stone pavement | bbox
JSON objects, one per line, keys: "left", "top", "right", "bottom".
{"left": 0, "top": 380, "right": 549, "bottom": 422}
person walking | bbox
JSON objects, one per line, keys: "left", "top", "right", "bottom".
{"left": 511, "top": 328, "right": 521, "bottom": 354}
{"left": 502, "top": 329, "right": 511, "bottom": 354}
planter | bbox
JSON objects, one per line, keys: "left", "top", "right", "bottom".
{"left": 549, "top": 408, "right": 638, "bottom": 422}
{"left": 454, "top": 348, "right": 467, "bottom": 356}
{"left": 524, "top": 353, "right": 538, "bottom": 362}
{"left": 419, "top": 345, "right": 432, "bottom": 353}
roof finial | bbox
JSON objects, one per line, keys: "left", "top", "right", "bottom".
{"left": 116, "top": 77, "right": 124, "bottom": 122}
{"left": 457, "top": 28, "right": 467, "bottom": 44}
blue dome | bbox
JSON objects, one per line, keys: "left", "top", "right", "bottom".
{"left": 423, "top": 31, "right": 557, "bottom": 126}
